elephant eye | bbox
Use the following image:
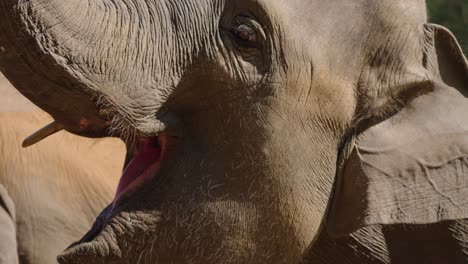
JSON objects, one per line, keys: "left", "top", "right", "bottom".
{"left": 228, "top": 16, "right": 265, "bottom": 48}
{"left": 233, "top": 24, "right": 257, "bottom": 43}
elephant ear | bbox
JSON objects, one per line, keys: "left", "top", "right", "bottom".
{"left": 327, "top": 25, "right": 468, "bottom": 237}
{"left": 423, "top": 24, "right": 468, "bottom": 95}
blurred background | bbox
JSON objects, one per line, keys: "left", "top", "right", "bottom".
{"left": 427, "top": 0, "right": 467, "bottom": 54}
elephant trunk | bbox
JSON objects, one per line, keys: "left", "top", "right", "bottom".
{"left": 0, "top": 0, "right": 220, "bottom": 138}
{"left": 0, "top": 0, "right": 129, "bottom": 136}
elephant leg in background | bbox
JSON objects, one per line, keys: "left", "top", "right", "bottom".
{"left": 0, "top": 185, "right": 19, "bottom": 264}
{"left": 384, "top": 219, "right": 468, "bottom": 264}
{"left": 0, "top": 208, "right": 18, "bottom": 264}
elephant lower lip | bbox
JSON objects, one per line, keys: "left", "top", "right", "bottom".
{"left": 113, "top": 135, "right": 167, "bottom": 205}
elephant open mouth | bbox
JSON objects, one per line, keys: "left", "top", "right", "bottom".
{"left": 114, "top": 134, "right": 168, "bottom": 206}
{"left": 63, "top": 134, "right": 172, "bottom": 254}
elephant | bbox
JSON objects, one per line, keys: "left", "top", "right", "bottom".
{"left": 0, "top": 74, "right": 126, "bottom": 264}
{"left": 0, "top": 73, "right": 40, "bottom": 112}
{"left": 0, "top": 0, "right": 467, "bottom": 263}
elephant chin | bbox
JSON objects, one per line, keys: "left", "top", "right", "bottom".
{"left": 59, "top": 204, "right": 162, "bottom": 264}
{"left": 58, "top": 226, "right": 125, "bottom": 263}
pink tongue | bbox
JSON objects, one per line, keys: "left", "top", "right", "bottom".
{"left": 116, "top": 138, "right": 161, "bottom": 197}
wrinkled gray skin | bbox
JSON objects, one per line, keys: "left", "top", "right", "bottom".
{"left": 0, "top": 0, "right": 467, "bottom": 263}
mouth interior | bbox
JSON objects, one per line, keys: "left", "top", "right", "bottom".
{"left": 115, "top": 137, "right": 163, "bottom": 202}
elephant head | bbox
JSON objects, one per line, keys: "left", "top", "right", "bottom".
{"left": 0, "top": 0, "right": 467, "bottom": 263}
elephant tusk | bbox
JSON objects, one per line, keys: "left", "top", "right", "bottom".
{"left": 22, "top": 121, "right": 65, "bottom": 148}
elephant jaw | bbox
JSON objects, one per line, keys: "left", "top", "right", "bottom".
{"left": 114, "top": 134, "right": 167, "bottom": 205}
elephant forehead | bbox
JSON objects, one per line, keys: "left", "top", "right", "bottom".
{"left": 277, "top": 0, "right": 427, "bottom": 23}
{"left": 245, "top": 0, "right": 426, "bottom": 21}
{"left": 244, "top": 0, "right": 428, "bottom": 77}
{"left": 255, "top": 0, "right": 427, "bottom": 45}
